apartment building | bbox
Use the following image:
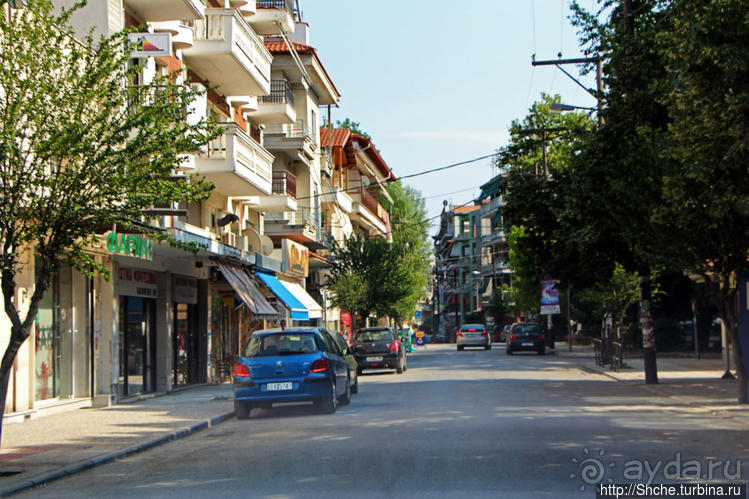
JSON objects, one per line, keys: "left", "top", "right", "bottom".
{"left": 3, "top": 0, "right": 342, "bottom": 421}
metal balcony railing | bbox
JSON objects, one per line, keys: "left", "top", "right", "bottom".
{"left": 357, "top": 189, "right": 379, "bottom": 216}
{"left": 262, "top": 80, "right": 294, "bottom": 106}
{"left": 257, "top": 0, "right": 294, "bottom": 10}
{"left": 264, "top": 119, "right": 311, "bottom": 139}
{"left": 272, "top": 170, "right": 296, "bottom": 197}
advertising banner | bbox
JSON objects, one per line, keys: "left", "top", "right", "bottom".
{"left": 282, "top": 238, "right": 309, "bottom": 277}
{"left": 540, "top": 280, "right": 560, "bottom": 315}
{"left": 128, "top": 32, "right": 172, "bottom": 58}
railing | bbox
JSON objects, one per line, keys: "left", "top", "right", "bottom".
{"left": 262, "top": 80, "right": 294, "bottom": 106}
{"left": 357, "top": 189, "right": 379, "bottom": 216}
{"left": 257, "top": 0, "right": 294, "bottom": 10}
{"left": 264, "top": 119, "right": 311, "bottom": 139}
{"left": 272, "top": 170, "right": 296, "bottom": 197}
{"left": 593, "top": 338, "right": 623, "bottom": 371}
{"left": 195, "top": 9, "right": 271, "bottom": 78}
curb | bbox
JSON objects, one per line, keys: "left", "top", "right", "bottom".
{"left": 0, "top": 411, "right": 236, "bottom": 497}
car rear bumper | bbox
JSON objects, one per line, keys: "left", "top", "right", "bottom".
{"left": 457, "top": 336, "right": 490, "bottom": 346}
{"left": 507, "top": 340, "right": 544, "bottom": 351}
{"left": 233, "top": 375, "right": 332, "bottom": 404}
{"left": 354, "top": 353, "right": 400, "bottom": 370}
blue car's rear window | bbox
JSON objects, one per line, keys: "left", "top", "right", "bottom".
{"left": 244, "top": 333, "right": 319, "bottom": 357}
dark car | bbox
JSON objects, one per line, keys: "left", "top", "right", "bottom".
{"left": 506, "top": 323, "right": 545, "bottom": 355}
{"left": 331, "top": 331, "right": 359, "bottom": 394}
{"left": 233, "top": 327, "right": 352, "bottom": 419}
{"left": 352, "top": 327, "right": 407, "bottom": 374}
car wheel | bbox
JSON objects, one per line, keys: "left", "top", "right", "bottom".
{"left": 356, "top": 367, "right": 363, "bottom": 375}
{"left": 317, "top": 380, "right": 337, "bottom": 414}
{"left": 351, "top": 376, "right": 359, "bottom": 394}
{"left": 396, "top": 357, "right": 404, "bottom": 374}
{"left": 457, "top": 345, "right": 464, "bottom": 351}
{"left": 234, "top": 401, "right": 252, "bottom": 420}
{"left": 485, "top": 344, "right": 491, "bottom": 350}
{"left": 338, "top": 376, "right": 352, "bottom": 406}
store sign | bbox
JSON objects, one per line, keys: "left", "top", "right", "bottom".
{"left": 105, "top": 232, "right": 153, "bottom": 261}
{"left": 282, "top": 239, "right": 309, "bottom": 277}
{"left": 118, "top": 267, "right": 158, "bottom": 298}
{"left": 128, "top": 32, "right": 172, "bottom": 58}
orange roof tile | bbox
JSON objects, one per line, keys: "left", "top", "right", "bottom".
{"left": 454, "top": 205, "right": 480, "bottom": 214}
{"left": 263, "top": 37, "right": 341, "bottom": 101}
{"left": 320, "top": 127, "right": 351, "bottom": 148}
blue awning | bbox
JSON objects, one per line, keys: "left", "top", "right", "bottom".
{"left": 256, "top": 272, "right": 308, "bottom": 320}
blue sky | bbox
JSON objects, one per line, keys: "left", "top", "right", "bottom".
{"left": 303, "top": 1, "right": 599, "bottom": 231}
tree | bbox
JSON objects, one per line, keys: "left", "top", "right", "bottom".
{"left": 0, "top": 0, "right": 218, "bottom": 446}
{"left": 573, "top": 263, "right": 640, "bottom": 340}
{"left": 504, "top": 226, "right": 540, "bottom": 317}
{"left": 321, "top": 117, "right": 371, "bottom": 139}
{"left": 326, "top": 183, "right": 431, "bottom": 329}
{"left": 653, "top": 0, "right": 749, "bottom": 401}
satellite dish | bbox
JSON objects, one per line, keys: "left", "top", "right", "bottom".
{"left": 243, "top": 228, "right": 262, "bottom": 253}
{"left": 261, "top": 235, "right": 274, "bottom": 256}
{"left": 361, "top": 177, "right": 371, "bottom": 189}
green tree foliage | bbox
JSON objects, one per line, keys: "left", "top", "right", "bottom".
{"left": 573, "top": 264, "right": 640, "bottom": 337}
{"left": 505, "top": 226, "right": 540, "bottom": 316}
{"left": 326, "top": 182, "right": 431, "bottom": 327}
{"left": 0, "top": 0, "right": 218, "bottom": 446}
{"left": 321, "top": 117, "right": 371, "bottom": 139}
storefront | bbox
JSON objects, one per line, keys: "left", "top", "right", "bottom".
{"left": 172, "top": 275, "right": 200, "bottom": 386}
{"left": 117, "top": 267, "right": 158, "bottom": 397}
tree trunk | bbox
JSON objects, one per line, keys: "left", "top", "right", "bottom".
{"left": 719, "top": 294, "right": 747, "bottom": 404}
{"left": 639, "top": 273, "right": 658, "bottom": 384}
{"left": 0, "top": 325, "right": 30, "bottom": 451}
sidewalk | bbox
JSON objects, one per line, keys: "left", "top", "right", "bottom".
{"left": 0, "top": 384, "right": 236, "bottom": 496}
{"left": 551, "top": 342, "right": 749, "bottom": 427}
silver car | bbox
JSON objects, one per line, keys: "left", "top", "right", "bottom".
{"left": 457, "top": 324, "right": 491, "bottom": 351}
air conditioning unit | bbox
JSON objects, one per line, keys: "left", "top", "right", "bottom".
{"left": 221, "top": 232, "right": 237, "bottom": 247}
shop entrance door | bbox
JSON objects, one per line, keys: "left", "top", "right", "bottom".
{"left": 118, "top": 296, "right": 156, "bottom": 396}
{"left": 173, "top": 302, "right": 199, "bottom": 386}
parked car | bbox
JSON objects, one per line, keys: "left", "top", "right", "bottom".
{"left": 352, "top": 327, "right": 407, "bottom": 374}
{"left": 506, "top": 323, "right": 545, "bottom": 355}
{"left": 331, "top": 331, "right": 359, "bottom": 394}
{"left": 457, "top": 323, "right": 491, "bottom": 351}
{"left": 233, "top": 327, "right": 351, "bottom": 419}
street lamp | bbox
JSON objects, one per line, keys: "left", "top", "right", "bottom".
{"left": 549, "top": 103, "right": 597, "bottom": 114}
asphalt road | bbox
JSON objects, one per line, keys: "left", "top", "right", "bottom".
{"left": 20, "top": 344, "right": 749, "bottom": 498}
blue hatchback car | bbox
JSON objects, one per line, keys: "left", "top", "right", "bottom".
{"left": 233, "top": 327, "right": 351, "bottom": 419}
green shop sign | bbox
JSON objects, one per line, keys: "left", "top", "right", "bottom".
{"left": 105, "top": 232, "right": 154, "bottom": 261}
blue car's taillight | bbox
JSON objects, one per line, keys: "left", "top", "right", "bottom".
{"left": 310, "top": 357, "right": 329, "bottom": 373}
{"left": 233, "top": 363, "right": 250, "bottom": 377}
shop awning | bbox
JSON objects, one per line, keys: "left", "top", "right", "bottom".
{"left": 279, "top": 280, "right": 323, "bottom": 319}
{"left": 477, "top": 176, "right": 502, "bottom": 202}
{"left": 217, "top": 263, "right": 278, "bottom": 319}
{"left": 256, "top": 272, "right": 308, "bottom": 320}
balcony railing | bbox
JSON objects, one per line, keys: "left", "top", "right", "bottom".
{"left": 264, "top": 119, "right": 311, "bottom": 139}
{"left": 357, "top": 189, "right": 379, "bottom": 216}
{"left": 257, "top": 0, "right": 293, "bottom": 10}
{"left": 272, "top": 170, "right": 296, "bottom": 197}
{"left": 262, "top": 80, "right": 294, "bottom": 106}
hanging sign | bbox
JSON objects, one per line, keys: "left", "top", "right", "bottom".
{"left": 540, "top": 280, "right": 561, "bottom": 315}
{"left": 128, "top": 32, "right": 172, "bottom": 58}
{"left": 282, "top": 238, "right": 309, "bottom": 277}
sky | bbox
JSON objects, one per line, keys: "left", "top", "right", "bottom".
{"left": 303, "top": 0, "right": 600, "bottom": 232}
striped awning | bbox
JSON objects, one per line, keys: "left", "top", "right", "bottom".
{"left": 217, "top": 263, "right": 278, "bottom": 319}
{"left": 256, "top": 272, "right": 308, "bottom": 320}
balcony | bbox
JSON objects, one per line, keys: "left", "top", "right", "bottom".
{"left": 183, "top": 9, "right": 271, "bottom": 96}
{"left": 126, "top": 0, "right": 204, "bottom": 22}
{"left": 264, "top": 206, "right": 321, "bottom": 245}
{"left": 249, "top": 0, "right": 296, "bottom": 35}
{"left": 150, "top": 20, "right": 194, "bottom": 49}
{"left": 194, "top": 123, "right": 274, "bottom": 196}
{"left": 350, "top": 189, "right": 389, "bottom": 237}
{"left": 320, "top": 187, "right": 353, "bottom": 214}
{"left": 255, "top": 170, "right": 298, "bottom": 212}
{"left": 251, "top": 80, "right": 296, "bottom": 124}
{"left": 263, "top": 119, "right": 316, "bottom": 162}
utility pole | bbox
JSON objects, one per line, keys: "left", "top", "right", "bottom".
{"left": 531, "top": 56, "right": 604, "bottom": 125}
{"left": 517, "top": 127, "right": 567, "bottom": 177}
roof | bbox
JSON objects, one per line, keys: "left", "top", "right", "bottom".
{"left": 320, "top": 127, "right": 351, "bottom": 148}
{"left": 319, "top": 128, "right": 396, "bottom": 181}
{"left": 263, "top": 37, "right": 341, "bottom": 101}
{"left": 454, "top": 205, "right": 480, "bottom": 214}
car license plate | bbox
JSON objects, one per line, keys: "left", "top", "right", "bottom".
{"left": 522, "top": 342, "right": 534, "bottom": 347}
{"left": 266, "top": 382, "right": 292, "bottom": 391}
{"left": 366, "top": 356, "right": 383, "bottom": 362}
